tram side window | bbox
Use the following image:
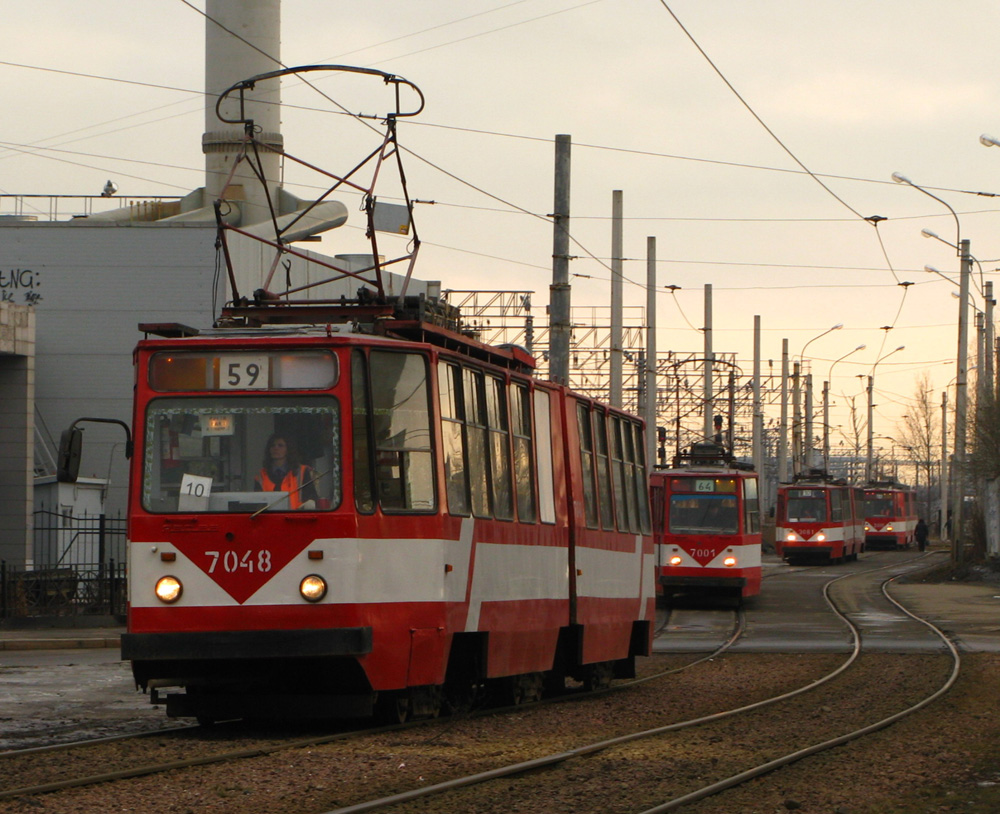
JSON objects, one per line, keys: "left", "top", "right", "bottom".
{"left": 853, "top": 489, "right": 865, "bottom": 523}
{"left": 511, "top": 384, "right": 536, "bottom": 522}
{"left": 533, "top": 389, "right": 557, "bottom": 525}
{"left": 463, "top": 368, "right": 491, "bottom": 518}
{"left": 352, "top": 351, "right": 375, "bottom": 513}
{"left": 631, "top": 421, "right": 651, "bottom": 534}
{"left": 438, "top": 362, "right": 470, "bottom": 516}
{"left": 619, "top": 417, "right": 641, "bottom": 533}
{"left": 577, "top": 403, "right": 599, "bottom": 528}
{"left": 486, "top": 376, "right": 514, "bottom": 521}
{"left": 650, "top": 482, "right": 665, "bottom": 535}
{"left": 594, "top": 411, "right": 615, "bottom": 530}
{"left": 743, "top": 478, "right": 760, "bottom": 534}
{"left": 830, "top": 489, "right": 843, "bottom": 522}
{"left": 369, "top": 351, "right": 435, "bottom": 512}
{"left": 610, "top": 416, "right": 629, "bottom": 531}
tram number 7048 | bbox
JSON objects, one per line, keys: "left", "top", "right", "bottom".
{"left": 205, "top": 549, "right": 273, "bottom": 574}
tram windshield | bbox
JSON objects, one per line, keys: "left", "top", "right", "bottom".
{"left": 669, "top": 495, "right": 739, "bottom": 535}
{"left": 141, "top": 396, "right": 340, "bottom": 513}
{"left": 864, "top": 493, "right": 894, "bottom": 517}
{"left": 785, "top": 489, "right": 828, "bottom": 522}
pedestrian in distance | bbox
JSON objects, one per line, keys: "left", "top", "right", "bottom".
{"left": 915, "top": 517, "right": 929, "bottom": 552}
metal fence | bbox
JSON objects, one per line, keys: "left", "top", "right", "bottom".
{"left": 0, "top": 509, "right": 128, "bottom": 619}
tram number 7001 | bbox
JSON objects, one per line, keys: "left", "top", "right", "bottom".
{"left": 205, "top": 549, "right": 273, "bottom": 573}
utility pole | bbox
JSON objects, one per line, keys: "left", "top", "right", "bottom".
{"left": 548, "top": 134, "right": 572, "bottom": 386}
{"left": 952, "top": 238, "right": 971, "bottom": 560}
{"left": 941, "top": 390, "right": 949, "bottom": 540}
{"left": 752, "top": 315, "right": 763, "bottom": 476}
{"left": 703, "top": 284, "right": 714, "bottom": 442}
{"left": 804, "top": 373, "right": 814, "bottom": 471}
{"left": 822, "top": 379, "right": 831, "bottom": 472}
{"left": 610, "top": 190, "right": 623, "bottom": 407}
{"left": 779, "top": 339, "right": 789, "bottom": 482}
{"left": 645, "top": 236, "right": 657, "bottom": 471}
{"left": 986, "top": 280, "right": 995, "bottom": 396}
{"left": 792, "top": 362, "right": 801, "bottom": 475}
{"left": 866, "top": 375, "right": 874, "bottom": 483}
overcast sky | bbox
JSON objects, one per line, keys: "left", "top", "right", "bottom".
{"left": 5, "top": 0, "right": 1000, "bottom": 457}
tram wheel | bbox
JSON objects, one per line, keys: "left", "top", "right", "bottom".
{"left": 583, "top": 661, "right": 614, "bottom": 692}
{"left": 375, "top": 690, "right": 410, "bottom": 724}
{"left": 503, "top": 672, "right": 544, "bottom": 706}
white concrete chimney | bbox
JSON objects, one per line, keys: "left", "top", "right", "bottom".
{"left": 203, "top": 0, "right": 283, "bottom": 226}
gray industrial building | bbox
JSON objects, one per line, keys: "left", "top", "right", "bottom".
{"left": 0, "top": 221, "right": 219, "bottom": 567}
{"left": 0, "top": 0, "right": 433, "bottom": 571}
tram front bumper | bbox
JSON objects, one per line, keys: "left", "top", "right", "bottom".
{"left": 122, "top": 627, "right": 372, "bottom": 661}
{"left": 780, "top": 546, "right": 832, "bottom": 559}
{"left": 659, "top": 575, "right": 747, "bottom": 589}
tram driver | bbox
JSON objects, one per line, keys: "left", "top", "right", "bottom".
{"left": 254, "top": 433, "right": 319, "bottom": 510}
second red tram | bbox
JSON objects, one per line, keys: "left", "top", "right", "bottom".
{"left": 650, "top": 443, "right": 761, "bottom": 604}
{"left": 775, "top": 474, "right": 865, "bottom": 564}
{"left": 863, "top": 483, "right": 917, "bottom": 549}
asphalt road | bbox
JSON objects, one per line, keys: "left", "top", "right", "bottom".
{"left": 655, "top": 548, "right": 1000, "bottom": 655}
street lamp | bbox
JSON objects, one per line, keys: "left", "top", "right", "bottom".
{"left": 866, "top": 345, "right": 905, "bottom": 483}
{"left": 824, "top": 344, "right": 866, "bottom": 472}
{"left": 794, "top": 323, "right": 843, "bottom": 473}
{"left": 893, "top": 171, "right": 971, "bottom": 560}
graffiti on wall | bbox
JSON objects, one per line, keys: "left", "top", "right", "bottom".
{"left": 1, "top": 269, "right": 41, "bottom": 304}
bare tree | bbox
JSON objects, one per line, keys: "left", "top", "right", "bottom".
{"left": 895, "top": 372, "right": 939, "bottom": 518}
{"left": 838, "top": 392, "right": 866, "bottom": 484}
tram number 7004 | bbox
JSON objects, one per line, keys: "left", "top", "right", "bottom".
{"left": 205, "top": 549, "right": 273, "bottom": 574}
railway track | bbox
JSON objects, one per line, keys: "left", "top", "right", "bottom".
{"left": 0, "top": 554, "right": 960, "bottom": 813}
{"left": 0, "top": 610, "right": 743, "bottom": 804}
{"left": 314, "top": 554, "right": 958, "bottom": 813}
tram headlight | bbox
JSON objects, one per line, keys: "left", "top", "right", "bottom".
{"left": 300, "top": 574, "right": 328, "bottom": 603}
{"left": 786, "top": 533, "right": 797, "bottom": 542}
{"left": 154, "top": 576, "right": 183, "bottom": 604}
{"left": 886, "top": 524, "right": 894, "bottom": 531}
{"left": 816, "top": 533, "right": 826, "bottom": 542}
{"left": 669, "top": 555, "right": 683, "bottom": 567}
{"left": 723, "top": 556, "right": 737, "bottom": 568}
{"left": 864, "top": 524, "right": 871, "bottom": 531}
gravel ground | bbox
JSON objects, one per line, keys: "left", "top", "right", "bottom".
{"left": 3, "top": 650, "right": 998, "bottom": 814}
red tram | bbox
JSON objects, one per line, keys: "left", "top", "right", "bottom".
{"left": 649, "top": 443, "right": 761, "bottom": 604}
{"left": 117, "top": 312, "right": 655, "bottom": 722}
{"left": 775, "top": 473, "right": 865, "bottom": 564}
{"left": 95, "top": 64, "right": 655, "bottom": 723}
{"left": 863, "top": 482, "right": 917, "bottom": 550}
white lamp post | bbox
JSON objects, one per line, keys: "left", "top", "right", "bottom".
{"left": 893, "top": 172, "right": 970, "bottom": 560}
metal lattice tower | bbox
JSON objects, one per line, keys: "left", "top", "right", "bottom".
{"left": 444, "top": 290, "right": 782, "bottom": 462}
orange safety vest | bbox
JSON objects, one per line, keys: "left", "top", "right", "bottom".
{"left": 257, "top": 465, "right": 310, "bottom": 509}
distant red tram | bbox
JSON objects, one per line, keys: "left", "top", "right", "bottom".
{"left": 863, "top": 483, "right": 917, "bottom": 549}
{"left": 776, "top": 473, "right": 865, "bottom": 564}
{"left": 649, "top": 443, "right": 762, "bottom": 604}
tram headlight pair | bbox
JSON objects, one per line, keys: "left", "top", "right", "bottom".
{"left": 155, "top": 576, "right": 183, "bottom": 604}
{"left": 300, "top": 574, "right": 327, "bottom": 602}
